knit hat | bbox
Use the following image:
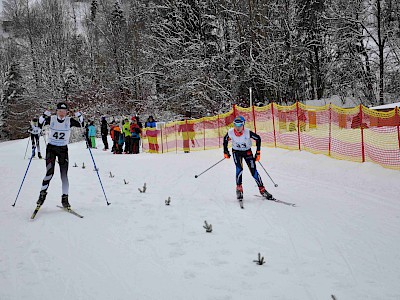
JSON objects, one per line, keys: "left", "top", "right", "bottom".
{"left": 56, "top": 102, "right": 68, "bottom": 110}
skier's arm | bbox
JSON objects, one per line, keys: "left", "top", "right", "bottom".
{"left": 223, "top": 132, "right": 231, "bottom": 158}
{"left": 70, "top": 118, "right": 83, "bottom": 127}
{"left": 250, "top": 131, "right": 261, "bottom": 161}
{"left": 70, "top": 112, "right": 84, "bottom": 127}
{"left": 38, "top": 115, "right": 50, "bottom": 128}
{"left": 250, "top": 131, "right": 261, "bottom": 151}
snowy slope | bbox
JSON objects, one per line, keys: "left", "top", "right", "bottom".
{"left": 1, "top": 137, "right": 400, "bottom": 300}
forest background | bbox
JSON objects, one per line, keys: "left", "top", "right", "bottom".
{"left": 1, "top": 0, "right": 400, "bottom": 139}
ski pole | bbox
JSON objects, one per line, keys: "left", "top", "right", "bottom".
{"left": 258, "top": 161, "right": 278, "bottom": 187}
{"left": 80, "top": 122, "right": 111, "bottom": 205}
{"left": 13, "top": 146, "right": 36, "bottom": 207}
{"left": 23, "top": 137, "right": 30, "bottom": 159}
{"left": 42, "top": 130, "right": 47, "bottom": 146}
{"left": 194, "top": 157, "right": 226, "bottom": 178}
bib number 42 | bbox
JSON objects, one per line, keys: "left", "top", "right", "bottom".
{"left": 53, "top": 132, "right": 65, "bottom": 140}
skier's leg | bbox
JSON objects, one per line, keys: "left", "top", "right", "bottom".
{"left": 35, "top": 135, "right": 41, "bottom": 157}
{"left": 233, "top": 151, "right": 244, "bottom": 199}
{"left": 37, "top": 145, "right": 56, "bottom": 204}
{"left": 58, "top": 146, "right": 69, "bottom": 196}
{"left": 233, "top": 151, "right": 244, "bottom": 185}
{"left": 30, "top": 134, "right": 36, "bottom": 156}
{"left": 244, "top": 152, "right": 273, "bottom": 199}
{"left": 244, "top": 151, "right": 263, "bottom": 187}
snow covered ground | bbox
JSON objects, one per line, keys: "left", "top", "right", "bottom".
{"left": 1, "top": 137, "right": 400, "bottom": 300}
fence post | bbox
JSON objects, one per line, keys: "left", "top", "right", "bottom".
{"left": 233, "top": 104, "right": 237, "bottom": 118}
{"left": 203, "top": 119, "right": 206, "bottom": 150}
{"left": 252, "top": 104, "right": 257, "bottom": 133}
{"left": 165, "top": 125, "right": 168, "bottom": 153}
{"left": 328, "top": 103, "right": 332, "bottom": 156}
{"left": 360, "top": 104, "right": 365, "bottom": 162}
{"left": 271, "top": 102, "right": 277, "bottom": 147}
{"left": 217, "top": 114, "right": 221, "bottom": 148}
{"left": 396, "top": 106, "right": 400, "bottom": 153}
{"left": 160, "top": 126, "right": 164, "bottom": 154}
{"left": 175, "top": 123, "right": 178, "bottom": 154}
{"left": 296, "top": 101, "right": 301, "bottom": 151}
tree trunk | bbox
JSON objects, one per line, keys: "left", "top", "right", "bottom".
{"left": 377, "top": 0, "right": 385, "bottom": 105}
{"left": 314, "top": 45, "right": 323, "bottom": 99}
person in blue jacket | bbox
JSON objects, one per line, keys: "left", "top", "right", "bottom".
{"left": 88, "top": 121, "right": 97, "bottom": 148}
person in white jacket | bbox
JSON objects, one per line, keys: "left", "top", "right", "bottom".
{"left": 223, "top": 116, "right": 273, "bottom": 201}
{"left": 36, "top": 102, "right": 84, "bottom": 209}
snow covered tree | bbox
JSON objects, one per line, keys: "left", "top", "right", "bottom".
{"left": 0, "top": 62, "right": 28, "bottom": 139}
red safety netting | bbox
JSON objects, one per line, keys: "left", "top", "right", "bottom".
{"left": 141, "top": 104, "right": 400, "bottom": 170}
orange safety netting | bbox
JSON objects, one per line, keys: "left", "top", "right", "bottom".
{"left": 142, "top": 103, "right": 400, "bottom": 170}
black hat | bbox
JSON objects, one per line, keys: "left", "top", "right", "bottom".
{"left": 56, "top": 102, "right": 68, "bottom": 110}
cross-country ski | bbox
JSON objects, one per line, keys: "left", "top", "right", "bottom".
{"left": 56, "top": 205, "right": 84, "bottom": 218}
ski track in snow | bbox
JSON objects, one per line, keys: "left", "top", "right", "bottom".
{"left": 1, "top": 137, "right": 400, "bottom": 299}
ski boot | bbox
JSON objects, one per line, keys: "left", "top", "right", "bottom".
{"left": 61, "top": 194, "right": 71, "bottom": 209}
{"left": 38, "top": 152, "right": 42, "bottom": 159}
{"left": 36, "top": 190, "right": 47, "bottom": 206}
{"left": 236, "top": 184, "right": 243, "bottom": 200}
{"left": 259, "top": 186, "right": 273, "bottom": 200}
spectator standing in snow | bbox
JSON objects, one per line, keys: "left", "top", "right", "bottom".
{"left": 178, "top": 112, "right": 195, "bottom": 153}
{"left": 88, "top": 121, "right": 97, "bottom": 148}
{"left": 113, "top": 122, "right": 123, "bottom": 154}
{"left": 85, "top": 123, "right": 92, "bottom": 148}
{"left": 145, "top": 115, "right": 159, "bottom": 153}
{"left": 109, "top": 120, "right": 116, "bottom": 153}
{"left": 122, "top": 118, "right": 131, "bottom": 154}
{"left": 130, "top": 117, "right": 142, "bottom": 154}
{"left": 100, "top": 116, "right": 109, "bottom": 151}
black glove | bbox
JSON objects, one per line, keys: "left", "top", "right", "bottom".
{"left": 224, "top": 150, "right": 231, "bottom": 159}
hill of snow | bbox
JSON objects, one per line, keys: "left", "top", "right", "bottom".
{"left": 1, "top": 136, "right": 400, "bottom": 299}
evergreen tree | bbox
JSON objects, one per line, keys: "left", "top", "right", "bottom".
{"left": 0, "top": 62, "right": 26, "bottom": 139}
